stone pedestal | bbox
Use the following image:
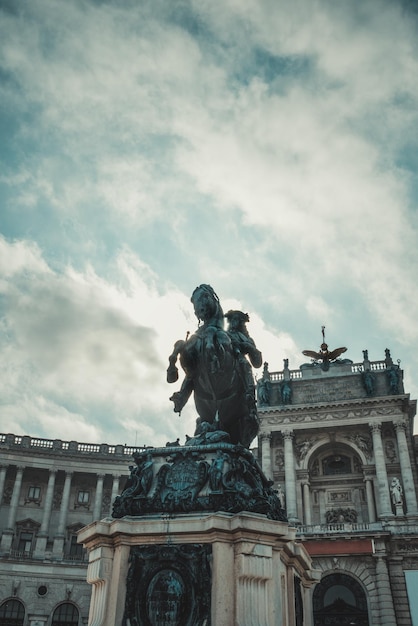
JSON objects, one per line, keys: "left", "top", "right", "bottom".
{"left": 79, "top": 442, "right": 319, "bottom": 625}
{"left": 78, "top": 512, "right": 319, "bottom": 626}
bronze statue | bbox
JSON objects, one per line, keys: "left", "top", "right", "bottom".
{"left": 167, "top": 285, "right": 262, "bottom": 448}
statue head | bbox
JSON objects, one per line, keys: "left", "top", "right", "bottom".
{"left": 191, "top": 284, "right": 223, "bottom": 325}
{"left": 225, "top": 310, "right": 249, "bottom": 332}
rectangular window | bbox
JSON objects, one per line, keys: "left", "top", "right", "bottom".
{"left": 18, "top": 531, "right": 33, "bottom": 553}
{"left": 27, "top": 486, "right": 41, "bottom": 500}
{"left": 77, "top": 490, "right": 90, "bottom": 504}
{"left": 69, "top": 534, "right": 84, "bottom": 559}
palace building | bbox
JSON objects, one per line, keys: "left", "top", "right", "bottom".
{"left": 0, "top": 437, "right": 142, "bottom": 625}
{"left": 257, "top": 345, "right": 418, "bottom": 626}
{"left": 0, "top": 343, "right": 417, "bottom": 625}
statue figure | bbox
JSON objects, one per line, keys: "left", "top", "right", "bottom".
{"left": 280, "top": 380, "right": 292, "bottom": 404}
{"left": 362, "top": 370, "right": 375, "bottom": 396}
{"left": 276, "top": 484, "right": 285, "bottom": 509}
{"left": 167, "top": 285, "right": 262, "bottom": 448}
{"left": 225, "top": 309, "right": 262, "bottom": 412}
{"left": 257, "top": 362, "right": 271, "bottom": 406}
{"left": 387, "top": 366, "right": 400, "bottom": 395}
{"left": 184, "top": 420, "right": 230, "bottom": 446}
{"left": 208, "top": 450, "right": 229, "bottom": 491}
{"left": 390, "top": 477, "right": 403, "bottom": 506}
{"left": 385, "top": 348, "right": 393, "bottom": 366}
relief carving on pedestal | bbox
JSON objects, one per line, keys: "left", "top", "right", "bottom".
{"left": 123, "top": 544, "right": 212, "bottom": 626}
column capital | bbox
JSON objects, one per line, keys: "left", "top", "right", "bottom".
{"left": 369, "top": 422, "right": 382, "bottom": 434}
{"left": 64, "top": 471, "right": 74, "bottom": 478}
{"left": 363, "top": 471, "right": 375, "bottom": 481}
{"left": 394, "top": 420, "right": 408, "bottom": 433}
{"left": 282, "top": 429, "right": 294, "bottom": 440}
{"left": 259, "top": 433, "right": 272, "bottom": 442}
{"left": 96, "top": 473, "right": 106, "bottom": 481}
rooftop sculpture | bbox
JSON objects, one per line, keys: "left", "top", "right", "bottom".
{"left": 302, "top": 325, "right": 347, "bottom": 371}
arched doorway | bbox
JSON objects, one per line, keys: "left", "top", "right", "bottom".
{"left": 313, "top": 573, "right": 369, "bottom": 626}
{"left": 51, "top": 603, "right": 79, "bottom": 626}
{"left": 0, "top": 599, "right": 25, "bottom": 626}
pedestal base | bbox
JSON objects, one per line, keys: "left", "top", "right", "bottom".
{"left": 78, "top": 512, "right": 319, "bottom": 626}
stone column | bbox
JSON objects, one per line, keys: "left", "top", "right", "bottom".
{"left": 34, "top": 469, "right": 57, "bottom": 558}
{"left": 109, "top": 474, "right": 120, "bottom": 516}
{"left": 283, "top": 430, "right": 298, "bottom": 523}
{"left": 364, "top": 474, "right": 377, "bottom": 523}
{"left": 0, "top": 465, "right": 24, "bottom": 554}
{"left": 259, "top": 434, "right": 272, "bottom": 480}
{"left": 93, "top": 474, "right": 105, "bottom": 520}
{"left": 394, "top": 420, "right": 418, "bottom": 515}
{"left": 318, "top": 489, "right": 326, "bottom": 524}
{"left": 375, "top": 556, "right": 397, "bottom": 626}
{"left": 0, "top": 465, "right": 7, "bottom": 503}
{"left": 52, "top": 471, "right": 73, "bottom": 558}
{"left": 302, "top": 481, "right": 312, "bottom": 526}
{"left": 6, "top": 465, "right": 24, "bottom": 530}
{"left": 369, "top": 423, "right": 392, "bottom": 518}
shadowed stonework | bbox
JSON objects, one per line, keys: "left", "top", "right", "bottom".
{"left": 123, "top": 544, "right": 211, "bottom": 626}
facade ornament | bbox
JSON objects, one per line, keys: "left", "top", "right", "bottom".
{"left": 326, "top": 508, "right": 357, "bottom": 524}
{"left": 274, "top": 448, "right": 284, "bottom": 469}
{"left": 384, "top": 440, "right": 397, "bottom": 462}
{"left": 346, "top": 433, "right": 373, "bottom": 460}
{"left": 112, "top": 445, "right": 286, "bottom": 521}
{"left": 296, "top": 437, "right": 317, "bottom": 461}
{"left": 282, "top": 430, "right": 294, "bottom": 442}
{"left": 394, "top": 420, "right": 408, "bottom": 434}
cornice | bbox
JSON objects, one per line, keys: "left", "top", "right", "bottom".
{"left": 259, "top": 395, "right": 411, "bottom": 428}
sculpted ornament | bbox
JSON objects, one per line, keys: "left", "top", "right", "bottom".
{"left": 112, "top": 444, "right": 286, "bottom": 521}
{"left": 346, "top": 433, "right": 372, "bottom": 460}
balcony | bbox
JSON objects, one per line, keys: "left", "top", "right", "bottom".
{"left": 296, "top": 522, "right": 384, "bottom": 536}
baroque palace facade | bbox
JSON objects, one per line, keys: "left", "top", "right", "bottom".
{"left": 0, "top": 344, "right": 417, "bottom": 625}
{"left": 257, "top": 345, "right": 418, "bottom": 626}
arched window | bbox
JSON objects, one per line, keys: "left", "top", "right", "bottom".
{"left": 51, "top": 603, "right": 79, "bottom": 626}
{"left": 313, "top": 573, "right": 369, "bottom": 626}
{"left": 322, "top": 454, "right": 352, "bottom": 475}
{"left": 0, "top": 599, "right": 25, "bottom": 626}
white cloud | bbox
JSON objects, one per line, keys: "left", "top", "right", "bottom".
{"left": 0, "top": 236, "right": 200, "bottom": 444}
{"left": 1, "top": 0, "right": 418, "bottom": 441}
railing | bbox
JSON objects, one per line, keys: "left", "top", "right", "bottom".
{"left": 297, "top": 522, "right": 384, "bottom": 535}
{"left": 63, "top": 551, "right": 89, "bottom": 563}
{"left": 9, "top": 549, "right": 33, "bottom": 559}
{"left": 0, "top": 433, "right": 149, "bottom": 457}
{"left": 7, "top": 549, "right": 88, "bottom": 563}
{"left": 266, "top": 359, "right": 389, "bottom": 382}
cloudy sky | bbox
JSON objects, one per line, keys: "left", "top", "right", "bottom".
{"left": 1, "top": 0, "right": 418, "bottom": 447}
